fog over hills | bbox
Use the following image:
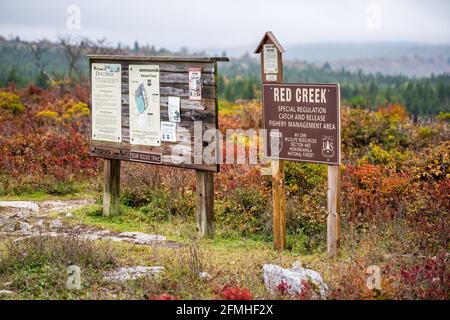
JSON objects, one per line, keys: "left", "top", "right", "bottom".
{"left": 207, "top": 42, "right": 450, "bottom": 77}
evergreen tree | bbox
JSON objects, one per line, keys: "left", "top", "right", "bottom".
{"left": 35, "top": 70, "right": 49, "bottom": 88}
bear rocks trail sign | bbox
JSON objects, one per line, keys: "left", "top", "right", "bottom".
{"left": 256, "top": 32, "right": 341, "bottom": 256}
{"left": 88, "top": 55, "right": 228, "bottom": 237}
{"left": 263, "top": 83, "right": 340, "bottom": 165}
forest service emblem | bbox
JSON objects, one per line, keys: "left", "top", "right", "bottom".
{"left": 321, "top": 136, "right": 335, "bottom": 159}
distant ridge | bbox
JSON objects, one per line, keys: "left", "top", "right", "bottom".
{"left": 204, "top": 42, "right": 450, "bottom": 77}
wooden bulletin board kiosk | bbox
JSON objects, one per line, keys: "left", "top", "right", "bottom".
{"left": 88, "top": 55, "right": 228, "bottom": 237}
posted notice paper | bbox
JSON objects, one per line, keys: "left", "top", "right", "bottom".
{"left": 161, "top": 121, "right": 177, "bottom": 142}
{"left": 168, "top": 96, "right": 181, "bottom": 122}
{"left": 263, "top": 44, "right": 278, "bottom": 74}
{"left": 129, "top": 65, "right": 161, "bottom": 146}
{"left": 189, "top": 67, "right": 202, "bottom": 100}
{"left": 91, "top": 63, "right": 122, "bottom": 142}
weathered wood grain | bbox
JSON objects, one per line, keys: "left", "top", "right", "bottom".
{"left": 196, "top": 170, "right": 214, "bottom": 237}
{"left": 103, "top": 159, "right": 121, "bottom": 216}
{"left": 327, "top": 165, "right": 340, "bottom": 257}
{"left": 89, "top": 57, "right": 219, "bottom": 172}
{"left": 121, "top": 72, "right": 215, "bottom": 86}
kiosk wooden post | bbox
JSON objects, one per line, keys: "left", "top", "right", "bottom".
{"left": 103, "top": 159, "right": 121, "bottom": 216}
{"left": 255, "top": 32, "right": 286, "bottom": 250}
{"left": 196, "top": 170, "right": 214, "bottom": 237}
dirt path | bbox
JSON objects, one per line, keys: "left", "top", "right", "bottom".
{"left": 0, "top": 199, "right": 183, "bottom": 248}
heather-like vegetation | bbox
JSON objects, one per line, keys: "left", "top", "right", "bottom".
{"left": 0, "top": 84, "right": 448, "bottom": 299}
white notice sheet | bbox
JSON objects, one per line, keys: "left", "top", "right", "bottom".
{"left": 91, "top": 63, "right": 122, "bottom": 142}
{"left": 129, "top": 65, "right": 161, "bottom": 146}
{"left": 263, "top": 44, "right": 278, "bottom": 74}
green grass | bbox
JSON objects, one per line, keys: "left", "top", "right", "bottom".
{"left": 0, "top": 190, "right": 97, "bottom": 202}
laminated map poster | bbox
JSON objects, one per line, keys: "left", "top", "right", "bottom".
{"left": 91, "top": 63, "right": 122, "bottom": 142}
{"left": 129, "top": 65, "right": 161, "bottom": 146}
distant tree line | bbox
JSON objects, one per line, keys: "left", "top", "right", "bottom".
{"left": 218, "top": 56, "right": 450, "bottom": 116}
{"left": 1, "top": 37, "right": 449, "bottom": 116}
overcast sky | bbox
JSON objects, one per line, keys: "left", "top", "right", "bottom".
{"left": 1, "top": 0, "right": 449, "bottom": 51}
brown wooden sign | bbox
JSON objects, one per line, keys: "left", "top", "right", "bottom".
{"left": 129, "top": 151, "right": 162, "bottom": 164}
{"left": 263, "top": 83, "right": 340, "bottom": 165}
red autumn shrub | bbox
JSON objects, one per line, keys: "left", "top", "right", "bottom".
{"left": 397, "top": 251, "right": 449, "bottom": 300}
{"left": 221, "top": 285, "right": 253, "bottom": 300}
{"left": 148, "top": 293, "right": 179, "bottom": 300}
{"left": 341, "top": 164, "right": 410, "bottom": 223}
{"left": 276, "top": 279, "right": 291, "bottom": 296}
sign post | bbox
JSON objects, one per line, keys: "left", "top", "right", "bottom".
{"left": 255, "top": 32, "right": 286, "bottom": 250}
{"left": 256, "top": 32, "right": 341, "bottom": 256}
{"left": 103, "top": 159, "right": 120, "bottom": 216}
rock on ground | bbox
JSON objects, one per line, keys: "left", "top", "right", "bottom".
{"left": 49, "top": 219, "right": 63, "bottom": 229}
{"left": 199, "top": 272, "right": 212, "bottom": 280}
{"left": 0, "top": 201, "right": 39, "bottom": 212}
{"left": 263, "top": 263, "right": 328, "bottom": 298}
{"left": 0, "top": 289, "right": 15, "bottom": 295}
{"left": 104, "top": 266, "right": 164, "bottom": 282}
{"left": 117, "top": 232, "right": 166, "bottom": 244}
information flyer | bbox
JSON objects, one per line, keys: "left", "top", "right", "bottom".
{"left": 263, "top": 44, "right": 278, "bottom": 74}
{"left": 161, "top": 121, "right": 177, "bottom": 142}
{"left": 129, "top": 65, "right": 161, "bottom": 146}
{"left": 91, "top": 63, "right": 122, "bottom": 142}
{"left": 189, "top": 67, "right": 202, "bottom": 100}
{"left": 168, "top": 96, "right": 181, "bottom": 122}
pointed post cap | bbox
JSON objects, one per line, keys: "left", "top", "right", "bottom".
{"left": 254, "top": 31, "right": 285, "bottom": 54}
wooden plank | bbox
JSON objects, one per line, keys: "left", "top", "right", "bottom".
{"left": 90, "top": 147, "right": 219, "bottom": 172}
{"left": 92, "top": 59, "right": 216, "bottom": 73}
{"left": 120, "top": 85, "right": 216, "bottom": 103}
{"left": 121, "top": 98, "right": 215, "bottom": 111}
{"left": 87, "top": 54, "right": 228, "bottom": 63}
{"left": 272, "top": 159, "right": 286, "bottom": 250}
{"left": 160, "top": 109, "right": 215, "bottom": 122}
{"left": 160, "top": 97, "right": 215, "bottom": 111}
{"left": 196, "top": 170, "right": 214, "bottom": 237}
{"left": 327, "top": 165, "right": 340, "bottom": 257}
{"left": 103, "top": 159, "right": 121, "bottom": 216}
{"left": 121, "top": 72, "right": 215, "bottom": 86}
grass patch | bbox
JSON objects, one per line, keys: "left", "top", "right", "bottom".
{"left": 0, "top": 235, "right": 119, "bottom": 299}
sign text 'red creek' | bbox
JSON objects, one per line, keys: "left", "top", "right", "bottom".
{"left": 263, "top": 83, "right": 340, "bottom": 165}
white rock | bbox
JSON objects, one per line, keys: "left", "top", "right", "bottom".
{"left": 0, "top": 201, "right": 39, "bottom": 212}
{"left": 118, "top": 232, "right": 166, "bottom": 244}
{"left": 263, "top": 264, "right": 328, "bottom": 298}
{"left": 50, "top": 219, "right": 63, "bottom": 229}
{"left": 14, "top": 231, "right": 62, "bottom": 242}
{"left": 35, "top": 220, "right": 46, "bottom": 230}
{"left": 65, "top": 213, "right": 74, "bottom": 218}
{"left": 199, "top": 272, "right": 212, "bottom": 280}
{"left": 0, "top": 289, "right": 14, "bottom": 295}
{"left": 14, "top": 210, "right": 32, "bottom": 219}
{"left": 18, "top": 221, "right": 32, "bottom": 233}
{"left": 79, "top": 234, "right": 100, "bottom": 241}
{"left": 94, "top": 229, "right": 110, "bottom": 236}
{"left": 104, "top": 266, "right": 164, "bottom": 282}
